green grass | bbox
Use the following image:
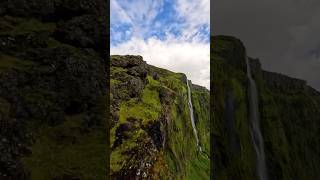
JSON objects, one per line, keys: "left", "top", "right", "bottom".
{"left": 110, "top": 58, "right": 210, "bottom": 179}
{"left": 0, "top": 54, "right": 36, "bottom": 71}
{"left": 22, "top": 114, "right": 107, "bottom": 180}
{"left": 118, "top": 87, "right": 161, "bottom": 125}
{"left": 0, "top": 16, "right": 56, "bottom": 36}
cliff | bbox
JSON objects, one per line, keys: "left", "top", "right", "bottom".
{"left": 0, "top": 1, "right": 107, "bottom": 179}
{"left": 212, "top": 35, "right": 320, "bottom": 180}
{"left": 110, "top": 55, "right": 210, "bottom": 179}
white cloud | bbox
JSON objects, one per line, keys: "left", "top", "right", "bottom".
{"left": 110, "top": 0, "right": 210, "bottom": 89}
{"left": 111, "top": 37, "right": 210, "bottom": 89}
{"left": 111, "top": 0, "right": 165, "bottom": 39}
{"left": 110, "top": 0, "right": 132, "bottom": 25}
{"left": 175, "top": 0, "right": 210, "bottom": 42}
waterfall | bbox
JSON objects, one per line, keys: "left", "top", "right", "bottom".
{"left": 186, "top": 79, "right": 202, "bottom": 152}
{"left": 246, "top": 57, "right": 268, "bottom": 180}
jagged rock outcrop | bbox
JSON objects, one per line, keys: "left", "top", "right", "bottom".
{"left": 0, "top": 1, "right": 107, "bottom": 179}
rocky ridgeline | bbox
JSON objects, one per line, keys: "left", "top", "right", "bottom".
{"left": 0, "top": 0, "right": 107, "bottom": 179}
{"left": 248, "top": 57, "right": 307, "bottom": 91}
{"left": 262, "top": 71, "right": 307, "bottom": 91}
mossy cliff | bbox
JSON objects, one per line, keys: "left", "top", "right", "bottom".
{"left": 0, "top": 1, "right": 107, "bottom": 179}
{"left": 110, "top": 55, "right": 210, "bottom": 179}
{"left": 211, "top": 35, "right": 320, "bottom": 180}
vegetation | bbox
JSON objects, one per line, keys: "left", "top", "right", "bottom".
{"left": 0, "top": 1, "right": 107, "bottom": 179}
{"left": 110, "top": 55, "right": 210, "bottom": 179}
{"left": 211, "top": 35, "right": 320, "bottom": 180}
{"left": 211, "top": 36, "right": 256, "bottom": 180}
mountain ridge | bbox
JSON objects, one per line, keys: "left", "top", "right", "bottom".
{"left": 212, "top": 35, "right": 320, "bottom": 180}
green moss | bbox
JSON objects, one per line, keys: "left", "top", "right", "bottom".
{"left": 110, "top": 56, "right": 210, "bottom": 178}
{"left": 211, "top": 36, "right": 256, "bottom": 180}
{"left": 118, "top": 78, "right": 162, "bottom": 125}
{"left": 256, "top": 76, "right": 320, "bottom": 179}
{"left": 22, "top": 114, "right": 107, "bottom": 180}
{"left": 0, "top": 54, "right": 36, "bottom": 71}
{"left": 0, "top": 16, "right": 56, "bottom": 36}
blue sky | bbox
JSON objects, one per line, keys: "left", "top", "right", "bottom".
{"left": 111, "top": 0, "right": 210, "bottom": 89}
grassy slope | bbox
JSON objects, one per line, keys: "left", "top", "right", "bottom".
{"left": 110, "top": 56, "right": 210, "bottom": 179}
{"left": 189, "top": 85, "right": 210, "bottom": 179}
{"left": 254, "top": 71, "right": 320, "bottom": 180}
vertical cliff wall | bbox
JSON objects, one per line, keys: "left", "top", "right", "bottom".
{"left": 212, "top": 36, "right": 256, "bottom": 180}
{"left": 212, "top": 35, "right": 320, "bottom": 180}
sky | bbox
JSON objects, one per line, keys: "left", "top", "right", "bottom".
{"left": 111, "top": 0, "right": 210, "bottom": 89}
{"left": 213, "top": 0, "right": 320, "bottom": 91}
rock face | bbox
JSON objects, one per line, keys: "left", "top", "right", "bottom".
{"left": 212, "top": 35, "right": 320, "bottom": 180}
{"left": 110, "top": 55, "right": 210, "bottom": 179}
{"left": 0, "top": 1, "right": 107, "bottom": 179}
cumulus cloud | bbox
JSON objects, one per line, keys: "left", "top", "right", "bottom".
{"left": 111, "top": 37, "right": 210, "bottom": 89}
{"left": 111, "top": 0, "right": 210, "bottom": 89}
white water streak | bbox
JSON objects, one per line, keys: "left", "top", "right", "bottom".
{"left": 246, "top": 57, "right": 268, "bottom": 180}
{"left": 186, "top": 79, "right": 202, "bottom": 152}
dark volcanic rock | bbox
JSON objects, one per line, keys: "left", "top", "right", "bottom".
{"left": 0, "top": 0, "right": 107, "bottom": 179}
{"left": 143, "top": 121, "right": 163, "bottom": 150}
{"left": 127, "top": 77, "right": 145, "bottom": 97}
{"left": 111, "top": 55, "right": 146, "bottom": 68}
{"left": 127, "top": 65, "right": 148, "bottom": 78}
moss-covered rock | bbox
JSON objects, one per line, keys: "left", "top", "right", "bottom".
{"left": 0, "top": 0, "right": 107, "bottom": 179}
{"left": 110, "top": 55, "right": 210, "bottom": 179}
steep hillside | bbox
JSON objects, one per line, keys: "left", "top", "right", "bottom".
{"left": 110, "top": 55, "right": 210, "bottom": 179}
{"left": 211, "top": 35, "right": 320, "bottom": 180}
{"left": 0, "top": 1, "right": 107, "bottom": 179}
{"left": 212, "top": 36, "right": 256, "bottom": 180}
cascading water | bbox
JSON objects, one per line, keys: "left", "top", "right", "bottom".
{"left": 246, "top": 57, "right": 268, "bottom": 180}
{"left": 186, "top": 79, "right": 203, "bottom": 152}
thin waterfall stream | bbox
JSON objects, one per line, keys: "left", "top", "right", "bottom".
{"left": 186, "top": 79, "right": 203, "bottom": 152}
{"left": 246, "top": 57, "right": 268, "bottom": 180}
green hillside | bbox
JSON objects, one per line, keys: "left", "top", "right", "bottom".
{"left": 211, "top": 35, "right": 320, "bottom": 180}
{"left": 110, "top": 55, "right": 210, "bottom": 179}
